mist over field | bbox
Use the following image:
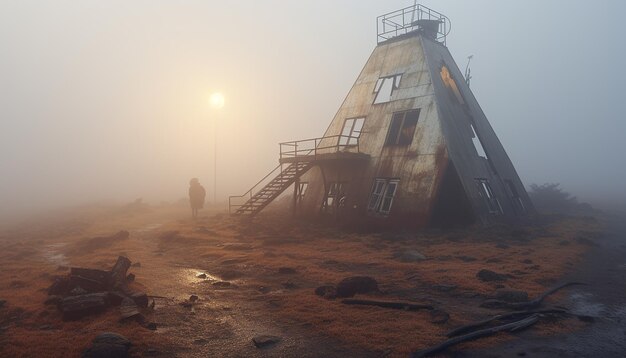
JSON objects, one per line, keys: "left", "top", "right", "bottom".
{"left": 1, "top": 0, "right": 625, "bottom": 219}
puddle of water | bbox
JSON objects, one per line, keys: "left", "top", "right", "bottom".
{"left": 178, "top": 268, "right": 221, "bottom": 284}
{"left": 135, "top": 223, "right": 162, "bottom": 233}
{"left": 41, "top": 243, "right": 69, "bottom": 266}
{"left": 569, "top": 292, "right": 606, "bottom": 317}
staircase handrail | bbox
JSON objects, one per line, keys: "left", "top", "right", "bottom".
{"left": 228, "top": 163, "right": 283, "bottom": 214}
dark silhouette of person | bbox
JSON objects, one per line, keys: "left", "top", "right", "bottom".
{"left": 188, "top": 178, "right": 206, "bottom": 218}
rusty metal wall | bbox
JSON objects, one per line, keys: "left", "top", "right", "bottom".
{"left": 292, "top": 32, "right": 532, "bottom": 227}
{"left": 298, "top": 35, "right": 447, "bottom": 226}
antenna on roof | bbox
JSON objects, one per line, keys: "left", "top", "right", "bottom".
{"left": 465, "top": 55, "right": 473, "bottom": 87}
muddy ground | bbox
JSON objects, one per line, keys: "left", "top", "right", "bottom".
{"left": 0, "top": 202, "right": 616, "bottom": 357}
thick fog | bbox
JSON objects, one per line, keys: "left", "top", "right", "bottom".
{"left": 1, "top": 0, "right": 625, "bottom": 218}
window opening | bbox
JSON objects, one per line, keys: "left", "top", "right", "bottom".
{"left": 373, "top": 74, "right": 402, "bottom": 104}
{"left": 339, "top": 117, "right": 365, "bottom": 146}
{"left": 504, "top": 179, "right": 526, "bottom": 214}
{"left": 470, "top": 124, "right": 488, "bottom": 159}
{"left": 296, "top": 182, "right": 308, "bottom": 206}
{"left": 385, "top": 109, "right": 420, "bottom": 146}
{"left": 441, "top": 65, "right": 465, "bottom": 105}
{"left": 367, "top": 178, "right": 400, "bottom": 215}
{"left": 475, "top": 178, "right": 502, "bottom": 214}
{"left": 322, "top": 182, "right": 347, "bottom": 214}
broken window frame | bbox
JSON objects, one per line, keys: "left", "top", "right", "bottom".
{"left": 504, "top": 179, "right": 526, "bottom": 214}
{"left": 440, "top": 65, "right": 466, "bottom": 105}
{"left": 373, "top": 74, "right": 403, "bottom": 104}
{"left": 339, "top": 117, "right": 365, "bottom": 146}
{"left": 384, "top": 109, "right": 421, "bottom": 146}
{"left": 475, "top": 178, "right": 503, "bottom": 214}
{"left": 321, "top": 182, "right": 347, "bottom": 214}
{"left": 367, "top": 178, "right": 400, "bottom": 215}
{"left": 296, "top": 182, "right": 308, "bottom": 206}
{"left": 470, "top": 124, "right": 488, "bottom": 159}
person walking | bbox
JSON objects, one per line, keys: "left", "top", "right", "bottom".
{"left": 188, "top": 178, "right": 206, "bottom": 218}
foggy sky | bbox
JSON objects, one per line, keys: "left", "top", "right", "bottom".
{"left": 1, "top": 0, "right": 625, "bottom": 218}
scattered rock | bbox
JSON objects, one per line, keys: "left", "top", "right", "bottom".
{"left": 282, "top": 282, "right": 297, "bottom": 289}
{"left": 189, "top": 295, "right": 199, "bottom": 302}
{"left": 278, "top": 267, "right": 297, "bottom": 274}
{"left": 494, "top": 289, "right": 529, "bottom": 303}
{"left": 69, "top": 274, "right": 107, "bottom": 293}
{"left": 70, "top": 287, "right": 88, "bottom": 296}
{"left": 477, "top": 269, "right": 508, "bottom": 282}
{"left": 314, "top": 285, "right": 336, "bottom": 299}
{"left": 252, "top": 335, "right": 281, "bottom": 348}
{"left": 336, "top": 276, "right": 379, "bottom": 298}
{"left": 60, "top": 293, "right": 109, "bottom": 320}
{"left": 126, "top": 273, "right": 135, "bottom": 283}
{"left": 143, "top": 322, "right": 157, "bottom": 330}
{"left": 0, "top": 299, "right": 6, "bottom": 308}
{"left": 522, "top": 259, "right": 533, "bottom": 264}
{"left": 196, "top": 273, "right": 207, "bottom": 279}
{"left": 486, "top": 258, "right": 501, "bottom": 263}
{"left": 392, "top": 250, "right": 426, "bottom": 263}
{"left": 126, "top": 291, "right": 148, "bottom": 308}
{"left": 258, "top": 286, "right": 271, "bottom": 294}
{"left": 39, "top": 324, "right": 53, "bottom": 330}
{"left": 48, "top": 277, "right": 71, "bottom": 296}
{"left": 82, "top": 332, "right": 131, "bottom": 358}
{"left": 119, "top": 298, "right": 140, "bottom": 320}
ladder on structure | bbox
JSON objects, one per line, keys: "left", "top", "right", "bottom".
{"left": 229, "top": 161, "right": 312, "bottom": 216}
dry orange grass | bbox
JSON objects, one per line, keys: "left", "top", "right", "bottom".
{"left": 0, "top": 205, "right": 602, "bottom": 357}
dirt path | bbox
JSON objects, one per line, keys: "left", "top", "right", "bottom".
{"left": 124, "top": 221, "right": 373, "bottom": 357}
{"left": 460, "top": 214, "right": 626, "bottom": 357}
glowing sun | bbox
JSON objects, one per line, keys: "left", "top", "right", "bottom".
{"left": 209, "top": 92, "right": 225, "bottom": 109}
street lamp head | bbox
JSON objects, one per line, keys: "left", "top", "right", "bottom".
{"left": 209, "top": 92, "right": 225, "bottom": 109}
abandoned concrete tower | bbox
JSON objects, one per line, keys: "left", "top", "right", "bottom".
{"left": 230, "top": 4, "right": 533, "bottom": 227}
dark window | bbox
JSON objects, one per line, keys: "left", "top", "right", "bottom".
{"left": 321, "top": 182, "right": 347, "bottom": 214}
{"left": 296, "top": 182, "right": 308, "bottom": 206}
{"left": 385, "top": 109, "right": 420, "bottom": 146}
{"left": 367, "top": 178, "right": 399, "bottom": 215}
{"left": 475, "top": 178, "right": 502, "bottom": 214}
{"left": 504, "top": 179, "right": 526, "bottom": 214}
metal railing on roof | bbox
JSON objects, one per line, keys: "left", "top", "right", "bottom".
{"left": 377, "top": 3, "right": 451, "bottom": 45}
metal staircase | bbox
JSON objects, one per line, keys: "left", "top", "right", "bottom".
{"left": 229, "top": 161, "right": 312, "bottom": 216}
{"left": 229, "top": 134, "right": 367, "bottom": 216}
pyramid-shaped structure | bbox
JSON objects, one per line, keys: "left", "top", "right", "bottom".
{"left": 230, "top": 5, "right": 533, "bottom": 227}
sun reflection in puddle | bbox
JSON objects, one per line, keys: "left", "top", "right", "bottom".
{"left": 42, "top": 243, "right": 69, "bottom": 266}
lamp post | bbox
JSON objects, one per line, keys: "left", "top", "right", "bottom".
{"left": 209, "top": 92, "right": 225, "bottom": 204}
